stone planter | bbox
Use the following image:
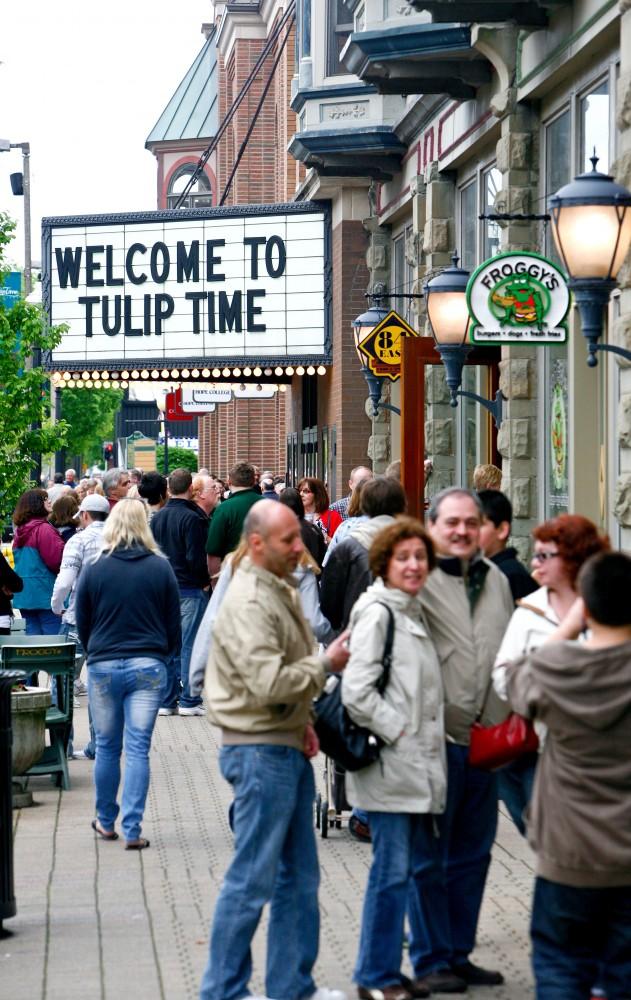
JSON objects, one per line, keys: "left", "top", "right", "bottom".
{"left": 11, "top": 687, "right": 51, "bottom": 807}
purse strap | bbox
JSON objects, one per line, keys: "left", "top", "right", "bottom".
{"left": 373, "top": 602, "right": 395, "bottom": 696}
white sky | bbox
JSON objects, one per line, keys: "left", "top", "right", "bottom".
{"left": 0, "top": 1, "right": 212, "bottom": 271}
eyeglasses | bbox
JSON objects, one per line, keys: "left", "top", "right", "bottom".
{"left": 532, "top": 551, "right": 560, "bottom": 562}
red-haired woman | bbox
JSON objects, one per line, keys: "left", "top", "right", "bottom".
{"left": 12, "top": 489, "right": 65, "bottom": 634}
{"left": 493, "top": 513, "right": 610, "bottom": 835}
{"left": 297, "top": 476, "right": 342, "bottom": 541}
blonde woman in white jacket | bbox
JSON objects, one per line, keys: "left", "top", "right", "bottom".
{"left": 342, "top": 518, "right": 447, "bottom": 1000}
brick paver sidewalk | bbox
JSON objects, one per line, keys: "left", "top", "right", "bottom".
{"left": 3, "top": 702, "right": 535, "bottom": 999}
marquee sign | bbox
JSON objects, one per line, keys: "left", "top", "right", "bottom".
{"left": 357, "top": 309, "right": 419, "bottom": 382}
{"left": 466, "top": 252, "right": 569, "bottom": 345}
{"left": 42, "top": 203, "right": 331, "bottom": 374}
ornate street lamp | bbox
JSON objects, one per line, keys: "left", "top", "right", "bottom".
{"left": 351, "top": 285, "right": 401, "bottom": 416}
{"left": 424, "top": 253, "right": 503, "bottom": 428}
{"left": 549, "top": 155, "right": 631, "bottom": 366}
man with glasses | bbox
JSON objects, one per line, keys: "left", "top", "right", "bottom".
{"left": 102, "top": 468, "right": 131, "bottom": 509}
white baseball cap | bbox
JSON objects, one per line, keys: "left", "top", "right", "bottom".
{"left": 74, "top": 494, "right": 110, "bottom": 518}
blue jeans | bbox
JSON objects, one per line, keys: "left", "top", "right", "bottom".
{"left": 200, "top": 745, "right": 320, "bottom": 1000}
{"left": 355, "top": 812, "right": 443, "bottom": 988}
{"left": 59, "top": 622, "right": 95, "bottom": 757}
{"left": 531, "top": 877, "right": 631, "bottom": 999}
{"left": 498, "top": 753, "right": 538, "bottom": 837}
{"left": 22, "top": 607, "right": 62, "bottom": 635}
{"left": 408, "top": 743, "right": 498, "bottom": 975}
{"left": 162, "top": 591, "right": 207, "bottom": 709}
{"left": 88, "top": 657, "right": 166, "bottom": 841}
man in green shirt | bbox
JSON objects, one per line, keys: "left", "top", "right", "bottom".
{"left": 206, "top": 461, "right": 263, "bottom": 584}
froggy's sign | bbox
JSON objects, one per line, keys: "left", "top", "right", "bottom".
{"left": 467, "top": 251, "right": 569, "bottom": 345}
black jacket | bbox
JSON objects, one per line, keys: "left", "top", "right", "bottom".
{"left": 150, "top": 498, "right": 209, "bottom": 589}
{"left": 491, "top": 547, "right": 538, "bottom": 602}
{"left": 319, "top": 537, "right": 372, "bottom": 631}
{"left": 0, "top": 552, "right": 23, "bottom": 618}
{"left": 301, "top": 520, "right": 326, "bottom": 569}
{"left": 75, "top": 546, "right": 181, "bottom": 664}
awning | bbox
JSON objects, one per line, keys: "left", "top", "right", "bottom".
{"left": 288, "top": 125, "right": 407, "bottom": 181}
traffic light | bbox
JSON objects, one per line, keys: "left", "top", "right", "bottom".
{"left": 103, "top": 442, "right": 114, "bottom": 464}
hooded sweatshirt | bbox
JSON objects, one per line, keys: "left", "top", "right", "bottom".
{"left": 75, "top": 546, "right": 181, "bottom": 664}
{"left": 319, "top": 514, "right": 396, "bottom": 631}
{"left": 505, "top": 640, "right": 631, "bottom": 888}
{"left": 12, "top": 518, "right": 65, "bottom": 610}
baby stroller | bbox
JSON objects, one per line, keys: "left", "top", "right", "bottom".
{"left": 315, "top": 756, "right": 350, "bottom": 838}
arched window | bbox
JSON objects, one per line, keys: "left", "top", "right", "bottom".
{"left": 167, "top": 165, "right": 213, "bottom": 209}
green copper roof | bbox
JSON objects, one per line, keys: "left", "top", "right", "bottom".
{"left": 146, "top": 30, "right": 218, "bottom": 145}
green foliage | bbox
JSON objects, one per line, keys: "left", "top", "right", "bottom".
{"left": 60, "top": 386, "right": 124, "bottom": 468}
{"left": 156, "top": 445, "right": 198, "bottom": 474}
{"left": 0, "top": 212, "right": 68, "bottom": 519}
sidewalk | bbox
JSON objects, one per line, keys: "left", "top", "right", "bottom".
{"left": 3, "top": 701, "right": 536, "bottom": 999}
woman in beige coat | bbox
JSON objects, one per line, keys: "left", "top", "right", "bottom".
{"left": 342, "top": 518, "right": 447, "bottom": 1000}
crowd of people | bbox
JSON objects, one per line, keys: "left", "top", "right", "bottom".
{"left": 1, "top": 459, "right": 629, "bottom": 1000}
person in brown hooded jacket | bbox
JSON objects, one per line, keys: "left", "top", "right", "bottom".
{"left": 505, "top": 550, "right": 631, "bottom": 1000}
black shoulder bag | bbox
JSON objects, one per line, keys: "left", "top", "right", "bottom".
{"left": 313, "top": 603, "right": 395, "bottom": 772}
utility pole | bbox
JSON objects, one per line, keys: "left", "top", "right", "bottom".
{"left": 13, "top": 143, "right": 32, "bottom": 297}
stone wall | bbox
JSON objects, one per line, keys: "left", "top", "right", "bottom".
{"left": 613, "top": 0, "right": 631, "bottom": 545}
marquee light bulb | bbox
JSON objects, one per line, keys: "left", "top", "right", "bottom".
{"left": 307, "top": 366, "right": 315, "bottom": 375}
{"left": 171, "top": 369, "right": 180, "bottom": 378}
{"left": 121, "top": 371, "right": 129, "bottom": 380}
{"left": 285, "top": 366, "right": 294, "bottom": 376}
{"left": 57, "top": 379, "right": 66, "bottom": 389}
{"left": 181, "top": 369, "right": 190, "bottom": 378}
{"left": 275, "top": 367, "right": 283, "bottom": 376}
{"left": 232, "top": 368, "right": 241, "bottom": 377}
{"left": 222, "top": 368, "right": 230, "bottom": 377}
{"left": 202, "top": 368, "right": 210, "bottom": 378}
{"left": 67, "top": 379, "right": 75, "bottom": 388}
{"left": 63, "top": 372, "right": 71, "bottom": 381}
{"left": 192, "top": 369, "right": 200, "bottom": 378}
{"left": 82, "top": 371, "right": 89, "bottom": 380}
{"left": 317, "top": 366, "right": 326, "bottom": 375}
{"left": 161, "top": 369, "right": 169, "bottom": 379}
{"left": 264, "top": 368, "right": 272, "bottom": 376}
{"left": 244, "top": 367, "right": 252, "bottom": 377}
{"left": 279, "top": 385, "right": 287, "bottom": 392}
{"left": 151, "top": 370, "right": 159, "bottom": 379}
{"left": 253, "top": 367, "right": 262, "bottom": 377}
{"left": 85, "top": 379, "right": 93, "bottom": 388}
{"left": 296, "top": 366, "right": 305, "bottom": 376}
{"left": 212, "top": 368, "right": 221, "bottom": 378}
{"left": 102, "top": 371, "right": 110, "bottom": 380}
{"left": 131, "top": 371, "right": 140, "bottom": 379}
{"left": 92, "top": 371, "right": 100, "bottom": 380}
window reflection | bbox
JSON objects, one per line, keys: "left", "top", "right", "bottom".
{"left": 581, "top": 81, "right": 609, "bottom": 172}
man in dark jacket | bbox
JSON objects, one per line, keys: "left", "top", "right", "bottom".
{"left": 151, "top": 467, "right": 209, "bottom": 716}
{"left": 478, "top": 489, "right": 537, "bottom": 602}
{"left": 0, "top": 551, "right": 22, "bottom": 634}
{"left": 320, "top": 476, "right": 407, "bottom": 632}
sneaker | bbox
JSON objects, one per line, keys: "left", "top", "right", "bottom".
{"left": 451, "top": 961, "right": 504, "bottom": 986}
{"left": 158, "top": 707, "right": 178, "bottom": 716}
{"left": 178, "top": 705, "right": 205, "bottom": 716}
{"left": 413, "top": 970, "right": 467, "bottom": 994}
{"left": 73, "top": 749, "right": 94, "bottom": 760}
{"left": 74, "top": 680, "right": 88, "bottom": 696}
{"left": 349, "top": 814, "right": 372, "bottom": 843}
{"left": 310, "top": 990, "right": 348, "bottom": 1000}
{"left": 358, "top": 987, "right": 411, "bottom": 1000}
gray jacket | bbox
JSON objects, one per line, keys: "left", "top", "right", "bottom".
{"left": 418, "top": 555, "right": 514, "bottom": 745}
{"left": 342, "top": 580, "right": 447, "bottom": 814}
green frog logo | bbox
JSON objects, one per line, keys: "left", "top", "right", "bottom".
{"left": 490, "top": 276, "right": 548, "bottom": 329}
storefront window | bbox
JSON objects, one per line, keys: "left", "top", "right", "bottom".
{"left": 460, "top": 181, "right": 477, "bottom": 273}
{"left": 392, "top": 228, "right": 413, "bottom": 322}
{"left": 482, "top": 166, "right": 502, "bottom": 260}
{"left": 545, "top": 111, "right": 571, "bottom": 260}
{"left": 326, "top": 0, "right": 352, "bottom": 76}
{"left": 581, "top": 80, "right": 609, "bottom": 172}
{"left": 544, "top": 344, "right": 569, "bottom": 516}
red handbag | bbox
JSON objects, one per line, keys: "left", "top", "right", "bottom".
{"left": 469, "top": 713, "right": 539, "bottom": 771}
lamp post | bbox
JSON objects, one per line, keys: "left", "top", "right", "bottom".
{"left": 549, "top": 155, "right": 631, "bottom": 367}
{"left": 351, "top": 286, "right": 401, "bottom": 417}
{"left": 424, "top": 254, "right": 504, "bottom": 428}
